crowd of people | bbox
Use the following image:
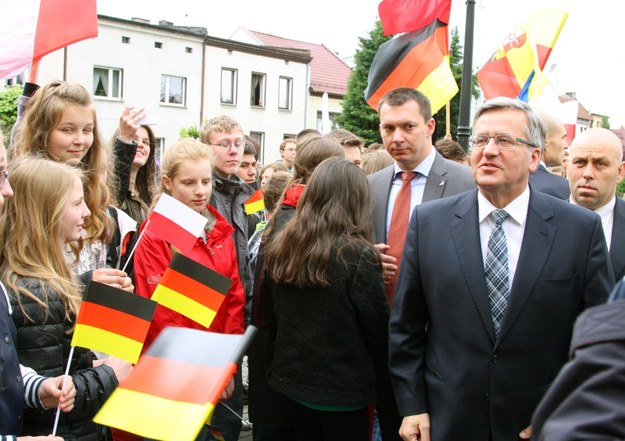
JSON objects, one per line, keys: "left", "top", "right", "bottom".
{"left": 1, "top": 78, "right": 624, "bottom": 441}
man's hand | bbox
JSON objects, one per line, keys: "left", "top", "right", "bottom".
{"left": 399, "top": 414, "right": 430, "bottom": 441}
{"left": 519, "top": 425, "right": 532, "bottom": 439}
{"left": 92, "top": 268, "right": 134, "bottom": 292}
{"left": 221, "top": 378, "right": 235, "bottom": 400}
{"left": 39, "top": 375, "right": 76, "bottom": 412}
{"left": 374, "top": 243, "right": 398, "bottom": 282}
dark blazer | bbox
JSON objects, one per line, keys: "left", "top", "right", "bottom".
{"left": 531, "top": 297, "right": 625, "bottom": 441}
{"left": 529, "top": 164, "right": 570, "bottom": 200}
{"left": 368, "top": 150, "right": 475, "bottom": 243}
{"left": 610, "top": 197, "right": 625, "bottom": 281}
{"left": 389, "top": 188, "right": 613, "bottom": 441}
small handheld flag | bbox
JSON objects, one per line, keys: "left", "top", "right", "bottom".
{"left": 148, "top": 193, "right": 208, "bottom": 255}
{"left": 244, "top": 189, "right": 265, "bottom": 215}
{"left": 94, "top": 326, "right": 257, "bottom": 441}
{"left": 71, "top": 282, "right": 156, "bottom": 364}
{"left": 152, "top": 253, "right": 232, "bottom": 328}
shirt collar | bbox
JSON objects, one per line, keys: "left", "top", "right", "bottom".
{"left": 572, "top": 195, "right": 616, "bottom": 216}
{"left": 478, "top": 185, "right": 530, "bottom": 226}
{"left": 393, "top": 148, "right": 436, "bottom": 179}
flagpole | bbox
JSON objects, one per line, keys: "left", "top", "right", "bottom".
{"left": 121, "top": 220, "right": 150, "bottom": 273}
{"left": 52, "top": 346, "right": 74, "bottom": 436}
{"left": 456, "top": 0, "right": 476, "bottom": 151}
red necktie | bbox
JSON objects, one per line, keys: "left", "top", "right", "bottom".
{"left": 386, "top": 171, "right": 417, "bottom": 304}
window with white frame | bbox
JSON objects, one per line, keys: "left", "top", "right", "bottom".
{"left": 93, "top": 67, "right": 122, "bottom": 100}
{"left": 160, "top": 75, "right": 186, "bottom": 106}
{"left": 316, "top": 110, "right": 340, "bottom": 132}
{"left": 249, "top": 131, "right": 265, "bottom": 163}
{"left": 154, "top": 137, "right": 165, "bottom": 168}
{"left": 250, "top": 73, "right": 266, "bottom": 107}
{"left": 221, "top": 68, "right": 237, "bottom": 104}
{"left": 278, "top": 76, "right": 292, "bottom": 110}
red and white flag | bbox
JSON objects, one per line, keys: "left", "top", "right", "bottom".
{"left": 148, "top": 194, "right": 207, "bottom": 255}
{"left": 0, "top": 0, "right": 98, "bottom": 80}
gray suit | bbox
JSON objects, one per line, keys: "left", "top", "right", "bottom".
{"left": 368, "top": 150, "right": 475, "bottom": 243}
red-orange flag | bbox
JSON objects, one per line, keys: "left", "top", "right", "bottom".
{"left": 378, "top": 0, "right": 452, "bottom": 36}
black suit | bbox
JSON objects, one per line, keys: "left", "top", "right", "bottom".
{"left": 529, "top": 164, "right": 570, "bottom": 200}
{"left": 609, "top": 197, "right": 625, "bottom": 281}
{"left": 532, "top": 297, "right": 625, "bottom": 441}
{"left": 389, "top": 188, "right": 613, "bottom": 441}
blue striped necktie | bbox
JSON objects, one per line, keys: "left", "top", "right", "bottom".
{"left": 485, "top": 209, "right": 510, "bottom": 337}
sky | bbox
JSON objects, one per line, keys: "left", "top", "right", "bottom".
{"left": 97, "top": 0, "right": 624, "bottom": 128}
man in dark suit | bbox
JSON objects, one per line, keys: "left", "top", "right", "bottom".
{"left": 389, "top": 97, "right": 613, "bottom": 441}
{"left": 368, "top": 89, "right": 474, "bottom": 441}
{"left": 368, "top": 88, "right": 474, "bottom": 297}
{"left": 529, "top": 110, "right": 570, "bottom": 199}
{"left": 567, "top": 127, "right": 625, "bottom": 281}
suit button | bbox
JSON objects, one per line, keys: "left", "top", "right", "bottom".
{"left": 4, "top": 335, "right": 11, "bottom": 344}
{"left": 484, "top": 393, "right": 490, "bottom": 401}
{"left": 491, "top": 354, "right": 499, "bottom": 364}
{"left": 16, "top": 374, "right": 21, "bottom": 383}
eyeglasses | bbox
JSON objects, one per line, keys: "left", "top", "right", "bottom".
{"left": 469, "top": 134, "right": 537, "bottom": 150}
{"left": 208, "top": 141, "right": 244, "bottom": 151}
{"left": 0, "top": 171, "right": 8, "bottom": 188}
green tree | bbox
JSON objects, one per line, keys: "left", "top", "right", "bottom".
{"left": 334, "top": 21, "right": 391, "bottom": 145}
{"left": 0, "top": 86, "right": 23, "bottom": 138}
{"left": 179, "top": 125, "right": 199, "bottom": 139}
{"left": 432, "top": 27, "right": 479, "bottom": 142}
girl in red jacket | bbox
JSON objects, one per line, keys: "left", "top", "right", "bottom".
{"left": 133, "top": 138, "right": 245, "bottom": 347}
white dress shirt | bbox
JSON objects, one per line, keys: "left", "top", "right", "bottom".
{"left": 571, "top": 196, "right": 615, "bottom": 251}
{"left": 478, "top": 186, "right": 531, "bottom": 288}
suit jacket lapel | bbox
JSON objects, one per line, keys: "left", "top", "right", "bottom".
{"left": 497, "top": 190, "right": 555, "bottom": 344}
{"left": 450, "top": 190, "right": 497, "bottom": 342}
{"left": 372, "top": 166, "right": 394, "bottom": 243}
{"left": 610, "top": 197, "right": 625, "bottom": 280}
{"left": 423, "top": 151, "right": 448, "bottom": 202}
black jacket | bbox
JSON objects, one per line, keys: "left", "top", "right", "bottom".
{"left": 532, "top": 295, "right": 625, "bottom": 440}
{"left": 8, "top": 277, "right": 118, "bottom": 441}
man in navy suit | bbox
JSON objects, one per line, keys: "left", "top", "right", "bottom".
{"left": 389, "top": 97, "right": 613, "bottom": 441}
{"left": 567, "top": 127, "right": 625, "bottom": 281}
{"left": 529, "top": 110, "right": 570, "bottom": 199}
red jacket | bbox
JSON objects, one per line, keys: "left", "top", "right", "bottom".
{"left": 134, "top": 204, "right": 245, "bottom": 350}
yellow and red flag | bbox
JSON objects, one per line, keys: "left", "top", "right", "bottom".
{"left": 71, "top": 282, "right": 156, "bottom": 363}
{"left": 94, "top": 326, "right": 256, "bottom": 441}
{"left": 244, "top": 188, "right": 265, "bottom": 215}
{"left": 151, "top": 253, "right": 232, "bottom": 328}
{"left": 477, "top": 9, "right": 568, "bottom": 102}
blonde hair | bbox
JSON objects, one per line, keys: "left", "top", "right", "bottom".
{"left": 12, "top": 80, "right": 113, "bottom": 245}
{"left": 153, "top": 138, "right": 214, "bottom": 207}
{"left": 199, "top": 115, "right": 244, "bottom": 144}
{"left": 0, "top": 157, "right": 84, "bottom": 321}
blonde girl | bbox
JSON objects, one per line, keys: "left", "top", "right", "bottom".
{"left": 0, "top": 157, "right": 130, "bottom": 440}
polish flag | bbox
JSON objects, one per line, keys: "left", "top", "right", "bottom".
{"left": 148, "top": 194, "right": 208, "bottom": 255}
{"left": 0, "top": 0, "right": 98, "bottom": 80}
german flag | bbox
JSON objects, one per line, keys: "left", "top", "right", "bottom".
{"left": 151, "top": 253, "right": 232, "bottom": 328}
{"left": 244, "top": 188, "right": 265, "bottom": 215}
{"left": 71, "top": 282, "right": 156, "bottom": 363}
{"left": 365, "top": 19, "right": 458, "bottom": 114}
{"left": 94, "top": 326, "right": 257, "bottom": 441}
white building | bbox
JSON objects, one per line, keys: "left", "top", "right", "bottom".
{"left": 11, "top": 15, "right": 321, "bottom": 164}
